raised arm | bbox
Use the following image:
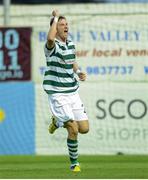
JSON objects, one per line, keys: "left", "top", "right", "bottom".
{"left": 47, "top": 10, "right": 59, "bottom": 49}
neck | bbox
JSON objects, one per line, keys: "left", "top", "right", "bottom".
{"left": 56, "top": 35, "right": 66, "bottom": 43}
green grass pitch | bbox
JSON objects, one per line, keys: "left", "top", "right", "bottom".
{"left": 0, "top": 155, "right": 148, "bottom": 179}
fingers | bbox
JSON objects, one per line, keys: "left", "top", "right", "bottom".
{"left": 78, "top": 72, "right": 86, "bottom": 81}
{"left": 52, "top": 10, "right": 59, "bottom": 17}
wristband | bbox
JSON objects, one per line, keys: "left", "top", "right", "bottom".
{"left": 54, "top": 16, "right": 58, "bottom": 23}
{"left": 76, "top": 69, "right": 81, "bottom": 75}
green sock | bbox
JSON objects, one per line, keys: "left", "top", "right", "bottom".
{"left": 67, "top": 139, "right": 78, "bottom": 165}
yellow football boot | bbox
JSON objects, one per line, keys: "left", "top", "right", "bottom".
{"left": 48, "top": 116, "right": 58, "bottom": 134}
{"left": 70, "top": 164, "right": 81, "bottom": 172}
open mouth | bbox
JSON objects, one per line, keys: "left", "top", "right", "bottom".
{"left": 64, "top": 29, "right": 68, "bottom": 33}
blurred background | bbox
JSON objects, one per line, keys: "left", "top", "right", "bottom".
{"left": 0, "top": 0, "right": 148, "bottom": 155}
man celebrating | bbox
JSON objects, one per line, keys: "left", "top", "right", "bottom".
{"left": 43, "top": 10, "right": 89, "bottom": 172}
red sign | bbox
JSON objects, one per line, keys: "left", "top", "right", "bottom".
{"left": 0, "top": 27, "right": 32, "bottom": 81}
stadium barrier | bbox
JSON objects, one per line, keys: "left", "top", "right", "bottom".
{"left": 0, "top": 3, "right": 148, "bottom": 154}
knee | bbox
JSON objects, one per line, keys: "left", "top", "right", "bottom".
{"left": 66, "top": 121, "right": 79, "bottom": 138}
{"left": 69, "top": 127, "right": 78, "bottom": 137}
{"left": 79, "top": 127, "right": 89, "bottom": 134}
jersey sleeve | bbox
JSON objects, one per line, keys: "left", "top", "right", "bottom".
{"left": 44, "top": 42, "right": 58, "bottom": 57}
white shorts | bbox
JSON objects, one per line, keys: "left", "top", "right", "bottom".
{"left": 48, "top": 92, "right": 88, "bottom": 127}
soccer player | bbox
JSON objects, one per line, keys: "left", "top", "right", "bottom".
{"left": 43, "top": 10, "right": 89, "bottom": 172}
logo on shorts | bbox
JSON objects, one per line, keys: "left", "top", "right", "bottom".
{"left": 81, "top": 104, "right": 86, "bottom": 113}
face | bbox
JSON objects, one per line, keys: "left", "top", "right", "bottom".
{"left": 56, "top": 18, "right": 69, "bottom": 42}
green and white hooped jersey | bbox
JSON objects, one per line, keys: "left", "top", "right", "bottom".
{"left": 43, "top": 39, "right": 79, "bottom": 94}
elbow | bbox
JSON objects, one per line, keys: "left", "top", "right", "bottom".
{"left": 47, "top": 36, "right": 55, "bottom": 49}
{"left": 47, "top": 36, "right": 54, "bottom": 43}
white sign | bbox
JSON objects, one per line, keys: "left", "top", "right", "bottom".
{"left": 36, "top": 82, "right": 148, "bottom": 154}
{"left": 32, "top": 13, "right": 148, "bottom": 82}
